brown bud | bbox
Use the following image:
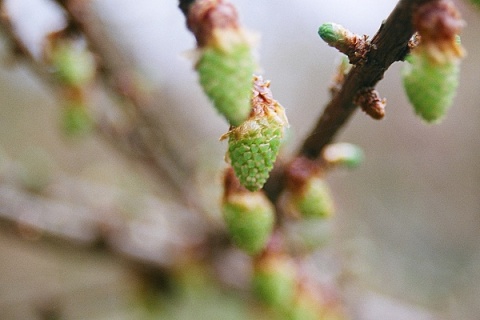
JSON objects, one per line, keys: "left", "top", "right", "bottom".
{"left": 285, "top": 157, "right": 322, "bottom": 192}
{"left": 353, "top": 87, "right": 386, "bottom": 120}
{"left": 223, "top": 167, "right": 248, "bottom": 199}
{"left": 413, "top": 0, "right": 465, "bottom": 63}
{"left": 187, "top": 0, "right": 239, "bottom": 47}
{"left": 414, "top": 0, "right": 463, "bottom": 44}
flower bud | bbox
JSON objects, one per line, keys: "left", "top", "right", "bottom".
{"left": 283, "top": 157, "right": 334, "bottom": 219}
{"left": 288, "top": 176, "right": 334, "bottom": 219}
{"left": 222, "top": 169, "right": 275, "bottom": 254}
{"left": 252, "top": 253, "right": 297, "bottom": 307}
{"left": 197, "top": 43, "right": 255, "bottom": 126}
{"left": 189, "top": 0, "right": 256, "bottom": 126}
{"left": 222, "top": 76, "right": 288, "bottom": 191}
{"left": 318, "top": 23, "right": 353, "bottom": 46}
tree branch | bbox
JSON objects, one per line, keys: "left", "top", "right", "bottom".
{"left": 264, "top": 0, "right": 438, "bottom": 202}
{"left": 0, "top": 162, "right": 209, "bottom": 268}
{"left": 299, "top": 0, "right": 436, "bottom": 159}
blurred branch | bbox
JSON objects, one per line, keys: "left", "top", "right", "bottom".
{"left": 0, "top": 159, "right": 209, "bottom": 268}
{"left": 0, "top": 1, "right": 196, "bottom": 204}
{"left": 0, "top": 0, "right": 222, "bottom": 272}
{"left": 57, "top": 1, "right": 196, "bottom": 199}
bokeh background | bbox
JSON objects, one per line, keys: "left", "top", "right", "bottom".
{"left": 0, "top": 0, "right": 479, "bottom": 319}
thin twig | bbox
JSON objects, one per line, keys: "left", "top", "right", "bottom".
{"left": 300, "top": 0, "right": 436, "bottom": 159}
{"left": 265, "top": 0, "right": 437, "bottom": 201}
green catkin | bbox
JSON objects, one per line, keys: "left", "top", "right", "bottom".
{"left": 62, "top": 101, "right": 93, "bottom": 136}
{"left": 402, "top": 51, "right": 460, "bottom": 123}
{"left": 197, "top": 43, "right": 255, "bottom": 126}
{"left": 227, "top": 118, "right": 284, "bottom": 191}
{"left": 289, "top": 177, "right": 334, "bottom": 219}
{"left": 51, "top": 43, "right": 96, "bottom": 88}
{"left": 252, "top": 255, "right": 296, "bottom": 307}
{"left": 222, "top": 76, "right": 288, "bottom": 191}
{"left": 222, "top": 191, "right": 275, "bottom": 255}
{"left": 402, "top": 1, "right": 464, "bottom": 123}
{"left": 188, "top": 0, "right": 256, "bottom": 126}
{"left": 317, "top": 22, "right": 367, "bottom": 64}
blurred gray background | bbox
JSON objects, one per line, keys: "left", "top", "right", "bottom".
{"left": 0, "top": 0, "right": 479, "bottom": 319}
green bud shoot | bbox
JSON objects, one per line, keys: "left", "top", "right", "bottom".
{"left": 288, "top": 176, "right": 334, "bottom": 219}
{"left": 222, "top": 191, "right": 275, "bottom": 255}
{"left": 188, "top": 0, "right": 257, "bottom": 126}
{"left": 197, "top": 41, "right": 255, "bottom": 126}
{"left": 318, "top": 23, "right": 348, "bottom": 44}
{"left": 252, "top": 255, "right": 297, "bottom": 307}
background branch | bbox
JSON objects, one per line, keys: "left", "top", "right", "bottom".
{"left": 53, "top": 0, "right": 195, "bottom": 200}
{"left": 0, "top": 155, "right": 209, "bottom": 268}
{"left": 0, "top": 0, "right": 208, "bottom": 206}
